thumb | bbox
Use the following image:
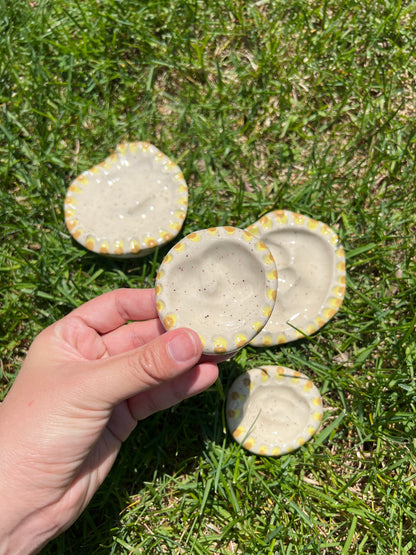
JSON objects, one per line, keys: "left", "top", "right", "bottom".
{"left": 85, "top": 328, "right": 203, "bottom": 407}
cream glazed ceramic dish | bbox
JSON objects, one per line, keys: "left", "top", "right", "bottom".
{"left": 226, "top": 366, "right": 323, "bottom": 456}
{"left": 64, "top": 142, "right": 188, "bottom": 257}
{"left": 155, "top": 227, "right": 278, "bottom": 355}
{"left": 246, "top": 210, "right": 346, "bottom": 347}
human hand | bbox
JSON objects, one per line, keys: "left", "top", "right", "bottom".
{"left": 0, "top": 288, "right": 219, "bottom": 555}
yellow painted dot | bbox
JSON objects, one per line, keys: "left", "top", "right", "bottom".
{"left": 273, "top": 210, "right": 288, "bottom": 224}
{"left": 224, "top": 226, "right": 236, "bottom": 234}
{"left": 175, "top": 172, "right": 185, "bottom": 181}
{"left": 176, "top": 183, "right": 187, "bottom": 193}
{"left": 130, "top": 240, "right": 141, "bottom": 254}
{"left": 156, "top": 270, "right": 164, "bottom": 280}
{"left": 77, "top": 174, "right": 90, "bottom": 185}
{"left": 276, "top": 367, "right": 285, "bottom": 378}
{"left": 298, "top": 437, "right": 306, "bottom": 446}
{"left": 295, "top": 330, "right": 305, "bottom": 339}
{"left": 306, "top": 324, "right": 317, "bottom": 335}
{"left": 291, "top": 371, "right": 301, "bottom": 383}
{"left": 66, "top": 219, "right": 78, "bottom": 231}
{"left": 177, "top": 197, "right": 188, "bottom": 206}
{"left": 303, "top": 380, "right": 314, "bottom": 392}
{"left": 174, "top": 241, "right": 185, "bottom": 252}
{"left": 99, "top": 241, "right": 109, "bottom": 254}
{"left": 69, "top": 183, "right": 82, "bottom": 193}
{"left": 293, "top": 213, "right": 305, "bottom": 224}
{"left": 107, "top": 153, "right": 118, "bottom": 163}
{"left": 85, "top": 236, "right": 95, "bottom": 250}
{"left": 262, "top": 336, "right": 272, "bottom": 346}
{"left": 208, "top": 227, "right": 218, "bottom": 235}
{"left": 260, "top": 369, "right": 269, "bottom": 381}
{"left": 267, "top": 269, "right": 278, "bottom": 280}
{"left": 256, "top": 240, "right": 267, "bottom": 251}
{"left": 315, "top": 316, "right": 326, "bottom": 328}
{"left": 331, "top": 234, "right": 339, "bottom": 245}
{"left": 258, "top": 446, "right": 268, "bottom": 455}
{"left": 337, "top": 247, "right": 345, "bottom": 258}
{"left": 323, "top": 307, "right": 336, "bottom": 320}
{"left": 264, "top": 253, "right": 274, "bottom": 265}
{"left": 227, "top": 409, "right": 241, "bottom": 419}
{"left": 144, "top": 237, "right": 157, "bottom": 248}
{"left": 243, "top": 230, "right": 254, "bottom": 241}
{"left": 164, "top": 160, "right": 176, "bottom": 171}
{"left": 156, "top": 301, "right": 164, "bottom": 312}
{"left": 308, "top": 426, "right": 316, "bottom": 435}
{"left": 313, "top": 412, "right": 323, "bottom": 422}
{"left": 174, "top": 210, "right": 186, "bottom": 220}
{"left": 188, "top": 232, "right": 201, "bottom": 242}
{"left": 98, "top": 160, "right": 111, "bottom": 169}
{"left": 252, "top": 321, "right": 263, "bottom": 332}
{"left": 332, "top": 285, "right": 346, "bottom": 297}
{"left": 89, "top": 166, "right": 100, "bottom": 175}
{"left": 232, "top": 426, "right": 245, "bottom": 438}
{"left": 117, "top": 143, "right": 128, "bottom": 155}
{"left": 163, "top": 314, "right": 177, "bottom": 329}
{"left": 313, "top": 397, "right": 322, "bottom": 406}
{"left": 262, "top": 306, "right": 272, "bottom": 318}
{"left": 155, "top": 284, "right": 162, "bottom": 296}
{"left": 140, "top": 142, "right": 150, "bottom": 152}
{"left": 267, "top": 288, "right": 277, "bottom": 301}
{"left": 307, "top": 218, "right": 319, "bottom": 230}
{"left": 272, "top": 447, "right": 281, "bottom": 456}
{"left": 242, "top": 377, "right": 252, "bottom": 389}
{"left": 169, "top": 222, "right": 181, "bottom": 231}
{"left": 65, "top": 208, "right": 75, "bottom": 218}
{"left": 235, "top": 334, "right": 248, "bottom": 348}
{"left": 213, "top": 337, "right": 227, "bottom": 354}
{"left": 73, "top": 229, "right": 83, "bottom": 239}
{"left": 338, "top": 275, "right": 346, "bottom": 285}
{"left": 163, "top": 253, "right": 172, "bottom": 264}
{"left": 259, "top": 216, "right": 272, "bottom": 228}
{"left": 160, "top": 231, "right": 174, "bottom": 242}
{"left": 113, "top": 240, "right": 124, "bottom": 255}
{"left": 199, "top": 335, "right": 205, "bottom": 349}
{"left": 155, "top": 151, "right": 165, "bottom": 161}
{"left": 277, "top": 334, "right": 287, "bottom": 344}
{"left": 321, "top": 225, "right": 331, "bottom": 235}
{"left": 65, "top": 196, "right": 76, "bottom": 206}
{"left": 330, "top": 297, "right": 343, "bottom": 308}
{"left": 243, "top": 438, "right": 255, "bottom": 450}
{"left": 129, "top": 142, "right": 139, "bottom": 153}
{"left": 246, "top": 224, "right": 259, "bottom": 235}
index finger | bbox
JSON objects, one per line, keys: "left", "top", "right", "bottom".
{"left": 67, "top": 288, "right": 158, "bottom": 334}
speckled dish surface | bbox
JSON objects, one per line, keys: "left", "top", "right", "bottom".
{"left": 155, "top": 227, "right": 278, "bottom": 355}
{"left": 246, "top": 210, "right": 346, "bottom": 347}
{"left": 64, "top": 142, "right": 188, "bottom": 257}
{"left": 226, "top": 366, "right": 323, "bottom": 456}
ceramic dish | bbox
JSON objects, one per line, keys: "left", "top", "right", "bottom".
{"left": 245, "top": 210, "right": 346, "bottom": 347}
{"left": 226, "top": 366, "right": 323, "bottom": 456}
{"left": 155, "top": 226, "right": 278, "bottom": 355}
{"left": 64, "top": 142, "right": 188, "bottom": 257}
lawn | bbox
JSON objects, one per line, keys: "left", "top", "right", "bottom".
{"left": 1, "top": 0, "right": 416, "bottom": 553}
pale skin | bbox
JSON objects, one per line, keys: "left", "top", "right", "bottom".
{"left": 0, "top": 288, "right": 219, "bottom": 555}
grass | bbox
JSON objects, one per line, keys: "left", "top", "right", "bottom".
{"left": 1, "top": 0, "right": 416, "bottom": 552}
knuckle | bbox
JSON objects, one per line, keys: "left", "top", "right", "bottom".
{"left": 125, "top": 345, "right": 170, "bottom": 385}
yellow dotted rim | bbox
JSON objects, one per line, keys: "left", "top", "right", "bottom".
{"left": 64, "top": 142, "right": 188, "bottom": 257}
{"left": 226, "top": 366, "right": 323, "bottom": 456}
{"left": 246, "top": 209, "right": 346, "bottom": 347}
{"left": 155, "top": 227, "right": 278, "bottom": 355}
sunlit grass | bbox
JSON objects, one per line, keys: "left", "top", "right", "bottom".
{"left": 1, "top": 0, "right": 416, "bottom": 553}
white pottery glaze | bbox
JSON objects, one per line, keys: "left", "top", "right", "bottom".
{"left": 64, "top": 142, "right": 188, "bottom": 257}
{"left": 246, "top": 210, "right": 346, "bottom": 347}
{"left": 155, "top": 227, "right": 278, "bottom": 355}
{"left": 226, "top": 366, "right": 323, "bottom": 456}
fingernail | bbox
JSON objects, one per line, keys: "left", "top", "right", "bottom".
{"left": 167, "top": 330, "right": 201, "bottom": 362}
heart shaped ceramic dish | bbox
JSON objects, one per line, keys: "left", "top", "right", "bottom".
{"left": 226, "top": 366, "right": 323, "bottom": 456}
{"left": 155, "top": 226, "right": 278, "bottom": 355}
{"left": 64, "top": 142, "right": 188, "bottom": 257}
{"left": 246, "top": 210, "right": 346, "bottom": 346}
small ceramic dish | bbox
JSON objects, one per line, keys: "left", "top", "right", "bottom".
{"left": 64, "top": 142, "right": 188, "bottom": 257}
{"left": 226, "top": 366, "right": 323, "bottom": 456}
{"left": 245, "top": 210, "right": 346, "bottom": 347}
{"left": 155, "top": 226, "right": 278, "bottom": 355}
